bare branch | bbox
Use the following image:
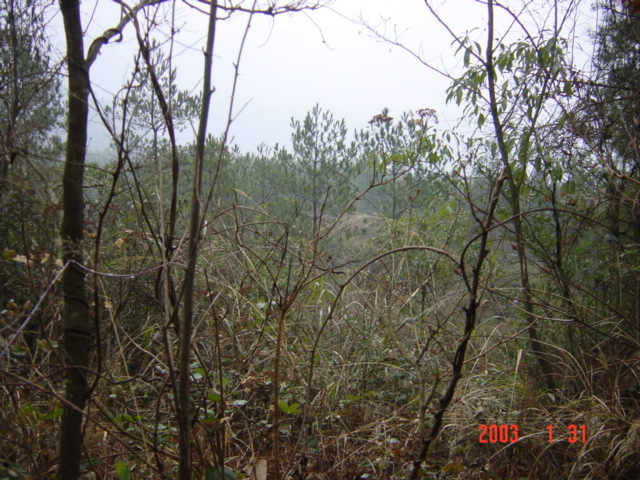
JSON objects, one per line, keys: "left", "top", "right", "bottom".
{"left": 85, "top": 0, "right": 168, "bottom": 69}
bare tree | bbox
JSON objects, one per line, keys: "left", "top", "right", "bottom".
{"left": 57, "top": 2, "right": 165, "bottom": 477}
{"left": 57, "top": 2, "right": 92, "bottom": 478}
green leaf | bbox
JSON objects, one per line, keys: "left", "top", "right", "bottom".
{"left": 205, "top": 466, "right": 237, "bottom": 480}
{"left": 604, "top": 233, "right": 619, "bottom": 244}
{"left": 115, "top": 462, "right": 132, "bottom": 480}
{"left": 558, "top": 113, "right": 568, "bottom": 129}
{"left": 504, "top": 138, "right": 517, "bottom": 155}
{"left": 201, "top": 416, "right": 223, "bottom": 426}
{"left": 551, "top": 167, "right": 564, "bottom": 182}
{"left": 560, "top": 180, "right": 576, "bottom": 195}
{"left": 46, "top": 406, "right": 63, "bottom": 419}
{"left": 278, "top": 399, "right": 301, "bottom": 415}
{"left": 115, "top": 413, "right": 134, "bottom": 424}
{"left": 208, "top": 391, "right": 222, "bottom": 403}
{"left": 2, "top": 249, "right": 17, "bottom": 261}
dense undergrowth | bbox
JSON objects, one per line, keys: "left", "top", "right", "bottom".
{"left": 3, "top": 179, "right": 640, "bottom": 479}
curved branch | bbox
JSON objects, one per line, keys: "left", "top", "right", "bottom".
{"left": 85, "top": 0, "right": 168, "bottom": 69}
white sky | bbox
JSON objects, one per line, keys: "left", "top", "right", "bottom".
{"left": 47, "top": 0, "right": 593, "bottom": 154}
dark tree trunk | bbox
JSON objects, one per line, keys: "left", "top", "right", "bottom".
{"left": 57, "top": 1, "right": 91, "bottom": 478}
{"left": 177, "top": 2, "right": 217, "bottom": 478}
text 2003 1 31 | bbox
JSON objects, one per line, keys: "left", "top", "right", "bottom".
{"left": 478, "top": 424, "right": 587, "bottom": 444}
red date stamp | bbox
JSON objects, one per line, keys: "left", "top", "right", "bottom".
{"left": 478, "top": 424, "right": 519, "bottom": 443}
{"left": 479, "top": 424, "right": 587, "bottom": 443}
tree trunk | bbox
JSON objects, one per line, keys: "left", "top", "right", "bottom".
{"left": 505, "top": 173, "right": 556, "bottom": 390}
{"left": 57, "top": 1, "right": 91, "bottom": 478}
{"left": 177, "top": 2, "right": 217, "bottom": 478}
{"left": 484, "top": 0, "right": 556, "bottom": 391}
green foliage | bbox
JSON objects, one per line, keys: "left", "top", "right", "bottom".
{"left": 0, "top": 463, "right": 28, "bottom": 479}
{"left": 126, "top": 42, "right": 200, "bottom": 135}
{"left": 447, "top": 31, "right": 571, "bottom": 140}
{"left": 356, "top": 108, "right": 450, "bottom": 219}
{"left": 230, "top": 144, "right": 303, "bottom": 225}
{"left": 290, "top": 104, "right": 358, "bottom": 234}
{"left": 115, "top": 462, "right": 132, "bottom": 480}
{"left": 0, "top": 0, "right": 62, "bottom": 181}
{"left": 205, "top": 466, "right": 237, "bottom": 480}
{"left": 278, "top": 399, "right": 301, "bottom": 415}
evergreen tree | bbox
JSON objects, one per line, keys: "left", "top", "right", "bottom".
{"left": 290, "top": 104, "right": 357, "bottom": 237}
{"left": 0, "top": 0, "right": 62, "bottom": 195}
{"left": 575, "top": 2, "right": 640, "bottom": 320}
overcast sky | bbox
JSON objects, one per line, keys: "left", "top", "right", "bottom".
{"left": 49, "top": 0, "right": 592, "bottom": 154}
